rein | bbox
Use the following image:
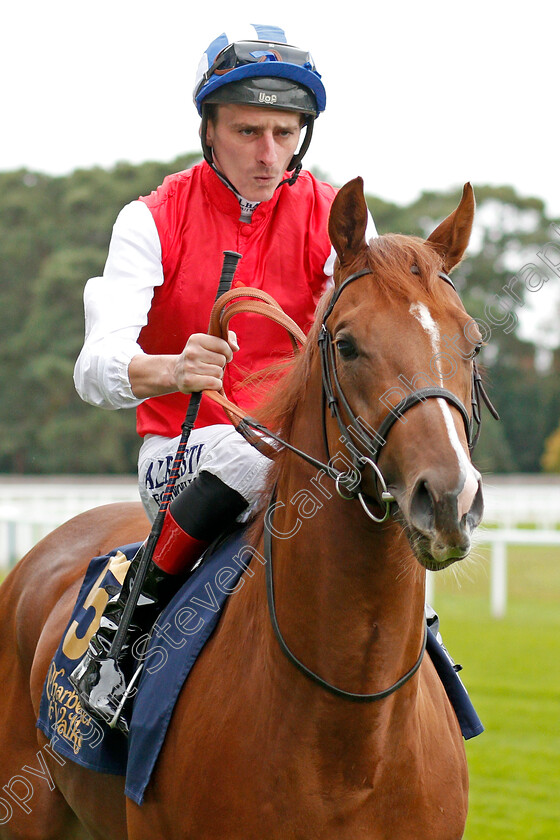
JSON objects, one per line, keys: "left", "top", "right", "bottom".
{"left": 264, "top": 489, "right": 428, "bottom": 702}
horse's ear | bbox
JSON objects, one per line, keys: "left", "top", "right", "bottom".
{"left": 426, "top": 183, "right": 475, "bottom": 272}
{"left": 328, "top": 177, "right": 369, "bottom": 270}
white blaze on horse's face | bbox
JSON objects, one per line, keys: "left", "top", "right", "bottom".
{"left": 409, "top": 302, "right": 481, "bottom": 520}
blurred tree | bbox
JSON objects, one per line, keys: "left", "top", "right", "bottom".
{"left": 541, "top": 423, "right": 560, "bottom": 472}
{"left": 0, "top": 161, "right": 557, "bottom": 474}
{"left": 0, "top": 154, "right": 200, "bottom": 473}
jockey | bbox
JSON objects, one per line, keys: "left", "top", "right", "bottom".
{"left": 70, "top": 24, "right": 377, "bottom": 732}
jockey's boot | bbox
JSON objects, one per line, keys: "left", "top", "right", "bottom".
{"left": 149, "top": 471, "right": 248, "bottom": 574}
{"left": 70, "top": 471, "right": 248, "bottom": 735}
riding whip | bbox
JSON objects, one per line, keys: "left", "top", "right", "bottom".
{"left": 108, "top": 250, "right": 242, "bottom": 660}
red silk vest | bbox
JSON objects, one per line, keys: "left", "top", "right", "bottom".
{"left": 136, "top": 162, "right": 336, "bottom": 438}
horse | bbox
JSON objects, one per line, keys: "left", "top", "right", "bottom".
{"left": 0, "top": 177, "right": 485, "bottom": 840}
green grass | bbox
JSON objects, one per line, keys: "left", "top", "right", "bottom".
{"left": 433, "top": 546, "right": 560, "bottom": 840}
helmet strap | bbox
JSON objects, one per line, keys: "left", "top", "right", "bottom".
{"left": 200, "top": 110, "right": 214, "bottom": 166}
{"left": 201, "top": 109, "right": 240, "bottom": 192}
{"left": 277, "top": 163, "right": 302, "bottom": 188}
{"left": 286, "top": 117, "right": 314, "bottom": 172}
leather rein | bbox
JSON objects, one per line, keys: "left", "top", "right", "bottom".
{"left": 203, "top": 268, "right": 499, "bottom": 702}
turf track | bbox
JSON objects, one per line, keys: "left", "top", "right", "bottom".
{"left": 434, "top": 544, "right": 560, "bottom": 840}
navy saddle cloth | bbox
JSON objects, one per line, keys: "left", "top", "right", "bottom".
{"left": 37, "top": 529, "right": 483, "bottom": 805}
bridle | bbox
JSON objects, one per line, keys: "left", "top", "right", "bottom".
{"left": 316, "top": 265, "right": 499, "bottom": 523}
{"left": 220, "top": 264, "right": 498, "bottom": 523}
{"left": 205, "top": 265, "right": 499, "bottom": 702}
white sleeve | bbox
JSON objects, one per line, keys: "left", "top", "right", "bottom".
{"left": 73, "top": 200, "right": 163, "bottom": 409}
{"left": 365, "top": 207, "right": 378, "bottom": 243}
{"left": 322, "top": 207, "right": 378, "bottom": 285}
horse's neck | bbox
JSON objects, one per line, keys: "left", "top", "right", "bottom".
{"left": 269, "top": 466, "right": 425, "bottom": 682}
{"left": 258, "top": 367, "right": 424, "bottom": 684}
{"left": 255, "top": 463, "right": 426, "bottom": 776}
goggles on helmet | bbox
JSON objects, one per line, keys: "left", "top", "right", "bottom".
{"left": 194, "top": 38, "right": 326, "bottom": 117}
{"left": 197, "top": 40, "right": 317, "bottom": 89}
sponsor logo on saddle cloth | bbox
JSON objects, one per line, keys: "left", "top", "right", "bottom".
{"left": 43, "top": 662, "right": 94, "bottom": 756}
{"left": 37, "top": 548, "right": 136, "bottom": 774}
{"left": 37, "top": 533, "right": 250, "bottom": 782}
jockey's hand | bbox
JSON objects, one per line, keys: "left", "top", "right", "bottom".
{"left": 174, "top": 330, "right": 239, "bottom": 393}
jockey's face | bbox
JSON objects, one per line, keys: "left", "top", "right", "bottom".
{"left": 206, "top": 103, "right": 302, "bottom": 202}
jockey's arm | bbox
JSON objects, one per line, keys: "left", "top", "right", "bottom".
{"left": 127, "top": 330, "right": 239, "bottom": 399}
{"left": 74, "top": 201, "right": 237, "bottom": 408}
{"left": 74, "top": 200, "right": 164, "bottom": 410}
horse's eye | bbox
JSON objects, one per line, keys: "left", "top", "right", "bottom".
{"left": 471, "top": 343, "right": 483, "bottom": 359}
{"left": 335, "top": 337, "right": 358, "bottom": 359}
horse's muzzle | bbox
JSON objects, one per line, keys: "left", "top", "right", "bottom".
{"left": 406, "top": 472, "right": 484, "bottom": 570}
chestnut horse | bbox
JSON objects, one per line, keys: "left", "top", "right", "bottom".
{"left": 0, "top": 178, "right": 484, "bottom": 840}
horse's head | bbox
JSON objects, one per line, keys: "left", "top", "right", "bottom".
{"left": 326, "top": 177, "right": 486, "bottom": 570}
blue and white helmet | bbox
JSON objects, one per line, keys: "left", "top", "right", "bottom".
{"left": 194, "top": 25, "right": 326, "bottom": 170}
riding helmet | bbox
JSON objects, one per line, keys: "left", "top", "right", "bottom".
{"left": 193, "top": 25, "right": 326, "bottom": 171}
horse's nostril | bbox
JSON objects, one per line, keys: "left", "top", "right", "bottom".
{"left": 465, "top": 480, "right": 484, "bottom": 529}
{"left": 409, "top": 480, "right": 435, "bottom": 533}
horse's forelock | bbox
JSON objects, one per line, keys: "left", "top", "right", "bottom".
{"left": 366, "top": 234, "right": 449, "bottom": 310}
